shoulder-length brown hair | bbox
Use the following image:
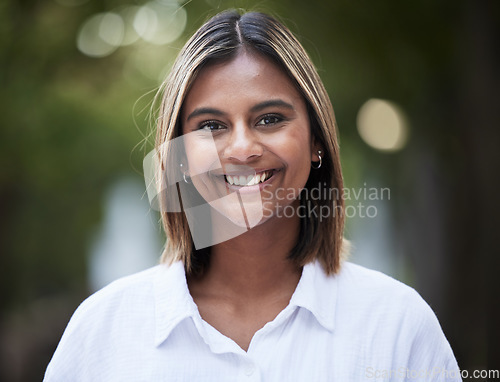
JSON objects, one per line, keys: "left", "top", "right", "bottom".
{"left": 154, "top": 10, "right": 347, "bottom": 276}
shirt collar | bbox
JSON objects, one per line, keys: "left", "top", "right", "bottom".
{"left": 153, "top": 261, "right": 198, "bottom": 347}
{"left": 153, "top": 260, "right": 339, "bottom": 346}
{"left": 288, "top": 261, "right": 338, "bottom": 332}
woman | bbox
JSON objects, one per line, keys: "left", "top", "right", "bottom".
{"left": 45, "top": 10, "right": 461, "bottom": 381}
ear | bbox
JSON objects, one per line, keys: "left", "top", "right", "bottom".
{"left": 310, "top": 137, "right": 323, "bottom": 162}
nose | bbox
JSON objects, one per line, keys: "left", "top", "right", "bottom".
{"left": 222, "top": 123, "right": 263, "bottom": 162}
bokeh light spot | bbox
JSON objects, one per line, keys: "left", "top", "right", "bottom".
{"left": 98, "top": 13, "right": 125, "bottom": 46}
{"left": 356, "top": 99, "right": 409, "bottom": 152}
{"left": 118, "top": 6, "right": 142, "bottom": 46}
{"left": 77, "top": 13, "right": 125, "bottom": 57}
{"left": 133, "top": 1, "right": 187, "bottom": 45}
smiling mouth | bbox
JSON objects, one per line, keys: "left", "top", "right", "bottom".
{"left": 224, "top": 170, "right": 275, "bottom": 186}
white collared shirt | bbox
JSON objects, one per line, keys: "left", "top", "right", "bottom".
{"left": 44, "top": 261, "right": 461, "bottom": 381}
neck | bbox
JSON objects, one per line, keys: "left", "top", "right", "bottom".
{"left": 192, "top": 211, "right": 302, "bottom": 301}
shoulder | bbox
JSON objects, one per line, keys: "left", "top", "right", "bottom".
{"left": 82, "top": 265, "right": 163, "bottom": 303}
{"left": 333, "top": 262, "right": 460, "bottom": 372}
{"left": 59, "top": 265, "right": 168, "bottom": 338}
{"left": 72, "top": 265, "right": 163, "bottom": 320}
{"left": 334, "top": 261, "right": 442, "bottom": 329}
{"left": 44, "top": 264, "right": 172, "bottom": 381}
{"left": 337, "top": 261, "right": 423, "bottom": 303}
{"left": 338, "top": 261, "right": 411, "bottom": 290}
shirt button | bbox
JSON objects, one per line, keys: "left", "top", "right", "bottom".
{"left": 244, "top": 363, "right": 255, "bottom": 376}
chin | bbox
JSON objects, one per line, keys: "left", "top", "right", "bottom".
{"left": 207, "top": 191, "right": 264, "bottom": 229}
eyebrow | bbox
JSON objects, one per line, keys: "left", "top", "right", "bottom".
{"left": 186, "top": 107, "right": 226, "bottom": 121}
{"left": 250, "top": 99, "right": 295, "bottom": 113}
{"left": 186, "top": 99, "right": 295, "bottom": 121}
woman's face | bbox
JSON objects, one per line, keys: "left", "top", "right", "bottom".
{"left": 180, "top": 50, "right": 318, "bottom": 231}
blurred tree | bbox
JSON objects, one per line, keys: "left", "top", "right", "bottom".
{"left": 0, "top": 1, "right": 154, "bottom": 380}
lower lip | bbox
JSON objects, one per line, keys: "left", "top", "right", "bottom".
{"left": 224, "top": 171, "right": 278, "bottom": 194}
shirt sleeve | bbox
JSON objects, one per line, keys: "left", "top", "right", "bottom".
{"left": 405, "top": 292, "right": 462, "bottom": 382}
{"left": 43, "top": 268, "right": 159, "bottom": 382}
{"left": 43, "top": 301, "right": 89, "bottom": 382}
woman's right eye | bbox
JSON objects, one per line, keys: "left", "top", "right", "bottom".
{"left": 199, "top": 121, "right": 225, "bottom": 132}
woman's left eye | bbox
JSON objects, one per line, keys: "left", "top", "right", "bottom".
{"left": 256, "top": 115, "right": 282, "bottom": 126}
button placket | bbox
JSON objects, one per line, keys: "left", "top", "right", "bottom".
{"left": 237, "top": 357, "right": 261, "bottom": 382}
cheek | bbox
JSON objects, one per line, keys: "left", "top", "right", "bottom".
{"left": 186, "top": 150, "right": 205, "bottom": 174}
{"left": 276, "top": 127, "right": 312, "bottom": 170}
{"left": 184, "top": 136, "right": 221, "bottom": 175}
{"left": 292, "top": 151, "right": 313, "bottom": 185}
{"left": 289, "top": 131, "right": 313, "bottom": 184}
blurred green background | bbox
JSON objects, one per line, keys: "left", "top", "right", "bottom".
{"left": 0, "top": 0, "right": 498, "bottom": 380}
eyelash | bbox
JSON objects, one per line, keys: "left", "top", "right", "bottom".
{"left": 198, "top": 120, "right": 224, "bottom": 132}
{"left": 198, "top": 114, "right": 284, "bottom": 132}
{"left": 256, "top": 114, "right": 284, "bottom": 125}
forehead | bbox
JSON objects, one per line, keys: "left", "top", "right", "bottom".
{"left": 182, "top": 50, "right": 304, "bottom": 114}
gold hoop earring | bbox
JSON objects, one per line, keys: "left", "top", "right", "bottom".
{"left": 311, "top": 150, "right": 322, "bottom": 169}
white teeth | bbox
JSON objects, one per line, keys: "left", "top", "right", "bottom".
{"left": 247, "top": 175, "right": 256, "bottom": 186}
{"left": 225, "top": 171, "right": 273, "bottom": 186}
